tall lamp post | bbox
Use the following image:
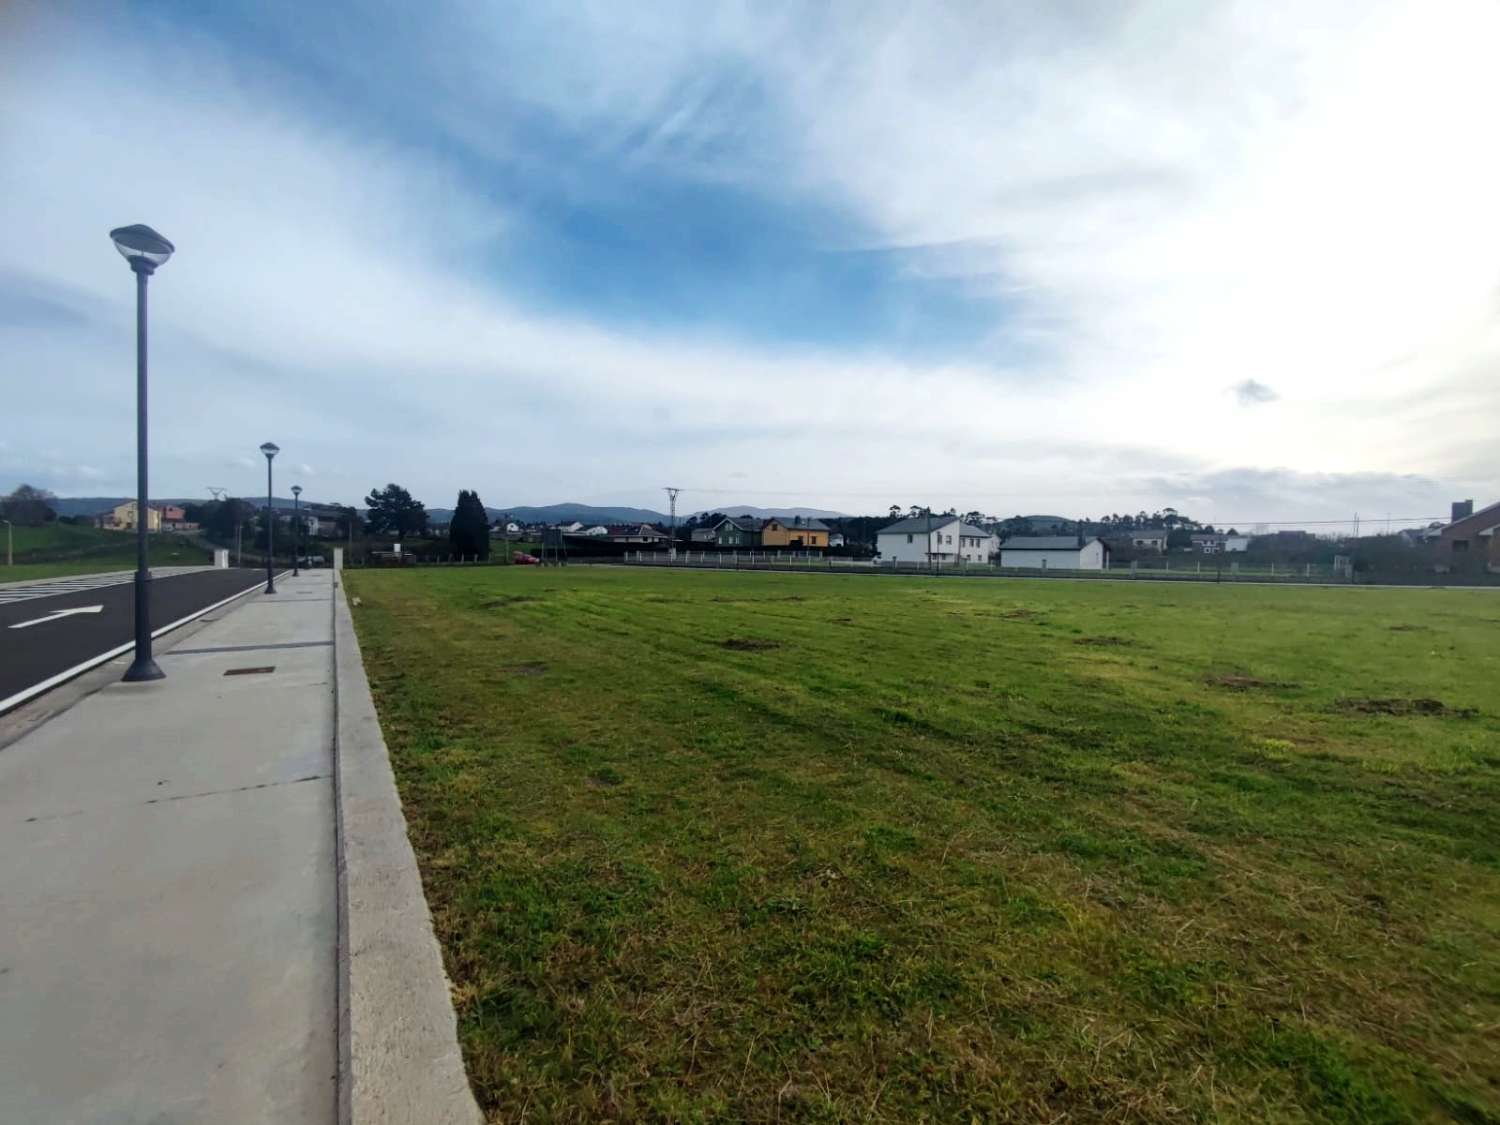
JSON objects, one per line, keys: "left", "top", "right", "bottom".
{"left": 291, "top": 484, "right": 303, "bottom": 576}
{"left": 3, "top": 519, "right": 11, "bottom": 567}
{"left": 260, "top": 442, "right": 279, "bottom": 593}
{"left": 110, "top": 224, "right": 174, "bottom": 683}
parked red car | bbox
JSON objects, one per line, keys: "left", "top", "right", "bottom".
{"left": 512, "top": 551, "right": 541, "bottom": 565}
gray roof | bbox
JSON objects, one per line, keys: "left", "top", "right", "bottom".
{"left": 765, "top": 516, "right": 830, "bottom": 531}
{"left": 714, "top": 516, "right": 759, "bottom": 532}
{"left": 1000, "top": 535, "right": 1098, "bottom": 550}
{"left": 878, "top": 515, "right": 995, "bottom": 537}
{"left": 879, "top": 515, "right": 956, "bottom": 535}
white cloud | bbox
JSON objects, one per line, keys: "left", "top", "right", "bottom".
{"left": 2, "top": 1, "right": 1498, "bottom": 518}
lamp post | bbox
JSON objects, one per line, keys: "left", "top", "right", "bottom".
{"left": 110, "top": 224, "right": 174, "bottom": 683}
{"left": 260, "top": 442, "right": 279, "bottom": 593}
{"left": 3, "top": 519, "right": 11, "bottom": 567}
{"left": 291, "top": 484, "right": 303, "bottom": 576}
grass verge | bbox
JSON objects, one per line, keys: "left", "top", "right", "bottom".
{"left": 347, "top": 566, "right": 1500, "bottom": 1122}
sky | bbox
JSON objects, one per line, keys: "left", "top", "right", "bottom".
{"left": 2, "top": 0, "right": 1497, "bottom": 527}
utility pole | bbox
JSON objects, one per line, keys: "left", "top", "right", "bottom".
{"left": 926, "top": 506, "right": 933, "bottom": 575}
{"left": 665, "top": 487, "right": 680, "bottom": 561}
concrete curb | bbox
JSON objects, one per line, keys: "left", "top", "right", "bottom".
{"left": 332, "top": 577, "right": 482, "bottom": 1125}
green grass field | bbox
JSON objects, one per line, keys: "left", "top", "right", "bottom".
{"left": 346, "top": 566, "right": 1500, "bottom": 1122}
{"left": 1, "top": 524, "right": 211, "bottom": 581}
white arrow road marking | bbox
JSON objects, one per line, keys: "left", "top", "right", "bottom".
{"left": 8, "top": 605, "right": 105, "bottom": 630}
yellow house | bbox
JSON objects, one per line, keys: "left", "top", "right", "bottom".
{"left": 760, "top": 517, "right": 829, "bottom": 549}
{"left": 105, "top": 501, "right": 162, "bottom": 532}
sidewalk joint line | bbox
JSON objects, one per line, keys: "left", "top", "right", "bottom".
{"left": 165, "top": 640, "right": 333, "bottom": 656}
{"left": 19, "top": 773, "right": 329, "bottom": 825}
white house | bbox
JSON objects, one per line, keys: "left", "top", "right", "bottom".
{"left": 999, "top": 535, "right": 1109, "bottom": 570}
{"left": 582, "top": 525, "right": 610, "bottom": 537}
{"left": 876, "top": 515, "right": 997, "bottom": 565}
{"left": 1224, "top": 535, "right": 1250, "bottom": 552}
{"left": 1191, "top": 533, "right": 1226, "bottom": 554}
{"left": 828, "top": 532, "right": 846, "bottom": 548}
{"left": 1129, "top": 530, "right": 1168, "bottom": 552}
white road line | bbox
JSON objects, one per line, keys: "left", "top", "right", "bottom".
{"left": 0, "top": 567, "right": 214, "bottom": 604}
{"left": 0, "top": 577, "right": 278, "bottom": 715}
{"left": 8, "top": 606, "right": 105, "bottom": 630}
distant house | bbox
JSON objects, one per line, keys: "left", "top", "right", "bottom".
{"left": 1223, "top": 535, "right": 1250, "bottom": 552}
{"left": 999, "top": 535, "right": 1109, "bottom": 570}
{"left": 690, "top": 528, "right": 717, "bottom": 543}
{"left": 828, "top": 532, "right": 846, "bottom": 548}
{"left": 1439, "top": 498, "right": 1500, "bottom": 567}
{"left": 560, "top": 521, "right": 585, "bottom": 533}
{"left": 760, "top": 516, "right": 830, "bottom": 549}
{"left": 608, "top": 524, "right": 669, "bottom": 545}
{"left": 876, "top": 516, "right": 997, "bottom": 565}
{"left": 582, "top": 525, "right": 610, "bottom": 537}
{"left": 712, "top": 516, "right": 762, "bottom": 549}
{"left": 1190, "top": 533, "right": 1227, "bottom": 554}
{"left": 97, "top": 500, "right": 162, "bottom": 532}
{"left": 1129, "top": 530, "right": 1168, "bottom": 552}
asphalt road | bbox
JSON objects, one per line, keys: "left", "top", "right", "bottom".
{"left": 0, "top": 568, "right": 270, "bottom": 711}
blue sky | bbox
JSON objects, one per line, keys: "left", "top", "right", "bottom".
{"left": 2, "top": 0, "right": 1498, "bottom": 524}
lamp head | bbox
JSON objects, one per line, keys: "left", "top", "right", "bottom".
{"left": 291, "top": 485, "right": 302, "bottom": 497}
{"left": 110, "top": 224, "right": 174, "bottom": 274}
{"left": 259, "top": 442, "right": 279, "bottom": 461}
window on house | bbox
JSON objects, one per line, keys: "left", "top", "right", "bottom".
{"left": 907, "top": 533, "right": 913, "bottom": 543}
{"left": 1453, "top": 539, "right": 1470, "bottom": 552}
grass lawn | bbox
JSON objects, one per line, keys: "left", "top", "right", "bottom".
{"left": 2, "top": 523, "right": 211, "bottom": 581}
{"left": 346, "top": 566, "right": 1500, "bottom": 1122}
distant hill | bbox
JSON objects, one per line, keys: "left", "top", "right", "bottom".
{"left": 687, "top": 505, "right": 848, "bottom": 521}
{"left": 422, "top": 503, "right": 671, "bottom": 526}
{"left": 49, "top": 496, "right": 850, "bottom": 525}
{"left": 49, "top": 496, "right": 333, "bottom": 517}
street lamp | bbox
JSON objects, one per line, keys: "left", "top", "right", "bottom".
{"left": 291, "top": 484, "right": 303, "bottom": 576}
{"left": 3, "top": 518, "right": 11, "bottom": 567}
{"left": 111, "top": 223, "right": 174, "bottom": 683}
{"left": 260, "top": 442, "right": 279, "bottom": 593}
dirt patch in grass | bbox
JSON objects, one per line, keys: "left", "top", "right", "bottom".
{"left": 1000, "top": 608, "right": 1039, "bottom": 620}
{"left": 1336, "top": 697, "right": 1477, "bottom": 718}
{"left": 720, "top": 637, "right": 781, "bottom": 652}
{"left": 484, "top": 594, "right": 539, "bottom": 607}
{"left": 1207, "top": 673, "right": 1296, "bottom": 691}
{"left": 711, "top": 594, "right": 806, "bottom": 604}
{"left": 502, "top": 662, "right": 548, "bottom": 677}
{"left": 1388, "top": 624, "right": 1429, "bottom": 632}
{"left": 1075, "top": 635, "right": 1135, "bottom": 647}
{"left": 831, "top": 616, "right": 855, "bottom": 625}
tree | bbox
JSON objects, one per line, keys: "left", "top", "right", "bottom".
{"left": 333, "top": 504, "right": 362, "bottom": 540}
{"left": 200, "top": 498, "right": 254, "bottom": 541}
{"left": 888, "top": 505, "right": 901, "bottom": 519}
{"left": 448, "top": 490, "right": 491, "bottom": 560}
{"left": 2, "top": 484, "right": 57, "bottom": 526}
{"left": 364, "top": 483, "right": 427, "bottom": 539}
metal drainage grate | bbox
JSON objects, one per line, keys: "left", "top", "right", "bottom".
{"left": 223, "top": 666, "right": 276, "bottom": 676}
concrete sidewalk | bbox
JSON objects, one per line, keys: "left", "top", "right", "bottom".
{"left": 0, "top": 572, "right": 337, "bottom": 1124}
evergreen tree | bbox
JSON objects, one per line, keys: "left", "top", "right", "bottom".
{"left": 448, "top": 489, "right": 491, "bottom": 560}
{"left": 365, "top": 483, "right": 428, "bottom": 538}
